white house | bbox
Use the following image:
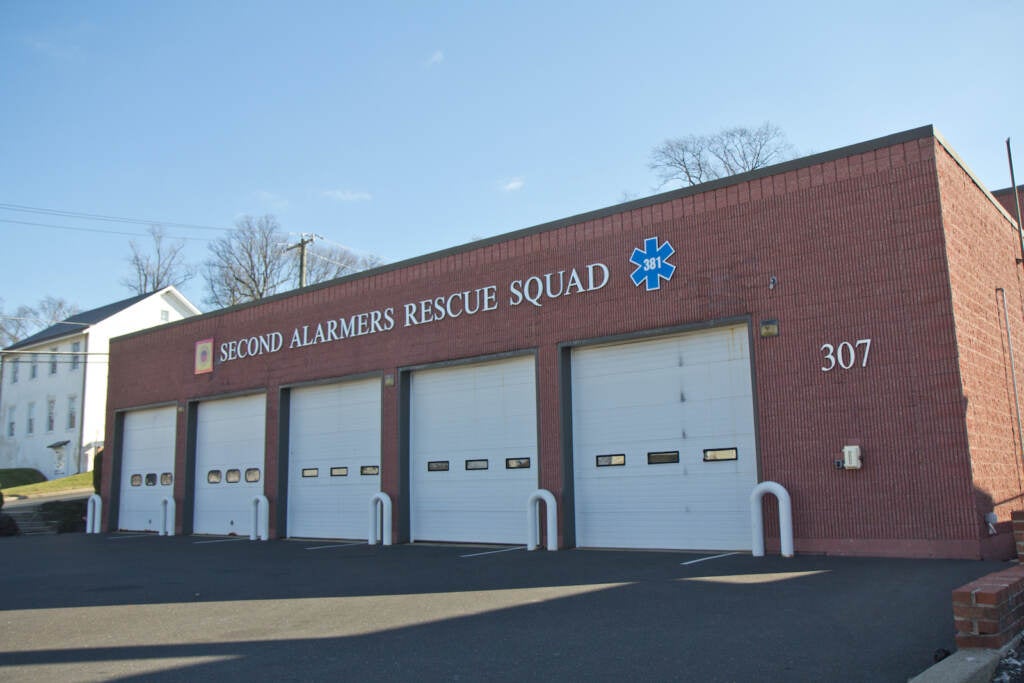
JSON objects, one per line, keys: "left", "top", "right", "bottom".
{"left": 0, "top": 288, "right": 200, "bottom": 479}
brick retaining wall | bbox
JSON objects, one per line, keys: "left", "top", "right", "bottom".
{"left": 951, "top": 511, "right": 1024, "bottom": 649}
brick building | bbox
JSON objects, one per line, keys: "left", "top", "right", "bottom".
{"left": 100, "top": 126, "right": 1024, "bottom": 559}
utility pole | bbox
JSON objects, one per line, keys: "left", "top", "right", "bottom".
{"left": 287, "top": 233, "right": 319, "bottom": 288}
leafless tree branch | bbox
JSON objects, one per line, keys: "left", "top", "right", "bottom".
{"left": 120, "top": 225, "right": 195, "bottom": 295}
{"left": 649, "top": 122, "right": 795, "bottom": 189}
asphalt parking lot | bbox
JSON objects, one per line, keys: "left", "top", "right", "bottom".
{"left": 0, "top": 534, "right": 1006, "bottom": 682}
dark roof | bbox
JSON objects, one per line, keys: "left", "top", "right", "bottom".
{"left": 993, "top": 185, "right": 1024, "bottom": 196}
{"left": 4, "top": 291, "right": 155, "bottom": 352}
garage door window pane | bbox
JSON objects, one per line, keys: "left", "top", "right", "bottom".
{"left": 596, "top": 454, "right": 626, "bottom": 467}
{"left": 302, "top": 468, "right": 319, "bottom": 478}
{"left": 145, "top": 473, "right": 157, "bottom": 486}
{"left": 647, "top": 451, "right": 679, "bottom": 465}
{"left": 160, "top": 473, "right": 173, "bottom": 486}
{"left": 245, "top": 468, "right": 261, "bottom": 482}
{"left": 360, "top": 465, "right": 379, "bottom": 476}
{"left": 703, "top": 448, "right": 738, "bottom": 462}
{"left": 505, "top": 458, "right": 530, "bottom": 469}
{"left": 465, "top": 459, "right": 488, "bottom": 470}
{"left": 427, "top": 461, "right": 449, "bottom": 472}
{"left": 207, "top": 470, "right": 222, "bottom": 484}
{"left": 130, "top": 474, "right": 142, "bottom": 486}
{"left": 330, "top": 467, "right": 348, "bottom": 477}
{"left": 226, "top": 469, "right": 241, "bottom": 483}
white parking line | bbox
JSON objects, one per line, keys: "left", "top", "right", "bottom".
{"left": 107, "top": 534, "right": 155, "bottom": 540}
{"left": 305, "top": 542, "right": 366, "bottom": 551}
{"left": 460, "top": 546, "right": 526, "bottom": 558}
{"left": 681, "top": 552, "right": 739, "bottom": 566}
{"left": 193, "top": 538, "right": 248, "bottom": 544}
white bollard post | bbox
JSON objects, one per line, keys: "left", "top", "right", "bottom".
{"left": 526, "top": 489, "right": 558, "bottom": 551}
{"left": 750, "top": 481, "right": 793, "bottom": 558}
{"left": 160, "top": 497, "right": 176, "bottom": 537}
{"left": 251, "top": 496, "right": 269, "bottom": 541}
{"left": 86, "top": 494, "right": 102, "bottom": 534}
{"left": 368, "top": 492, "right": 393, "bottom": 546}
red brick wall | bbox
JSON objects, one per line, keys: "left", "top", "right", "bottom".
{"left": 993, "top": 186, "right": 1023, "bottom": 221}
{"left": 938, "top": 148, "right": 1024, "bottom": 557}
{"left": 103, "top": 131, "right": 1003, "bottom": 557}
{"left": 952, "top": 564, "right": 1024, "bottom": 649}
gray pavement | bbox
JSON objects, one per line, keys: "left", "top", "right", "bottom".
{"left": 0, "top": 534, "right": 1006, "bottom": 682}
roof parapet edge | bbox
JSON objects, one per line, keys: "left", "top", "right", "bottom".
{"left": 113, "top": 125, "right": 944, "bottom": 343}
{"left": 931, "top": 128, "right": 1016, "bottom": 226}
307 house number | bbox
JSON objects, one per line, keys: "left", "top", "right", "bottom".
{"left": 820, "top": 339, "right": 872, "bottom": 372}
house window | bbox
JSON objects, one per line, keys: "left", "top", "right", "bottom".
{"left": 10, "top": 360, "right": 18, "bottom": 384}
{"left": 71, "top": 342, "right": 81, "bottom": 371}
{"left": 30, "top": 355, "right": 38, "bottom": 379}
{"left": 46, "top": 399, "right": 55, "bottom": 432}
{"left": 160, "top": 309, "right": 170, "bottom": 322}
{"left": 26, "top": 402, "right": 35, "bottom": 434}
{"left": 67, "top": 396, "right": 77, "bottom": 430}
{"left": 49, "top": 348, "right": 58, "bottom": 375}
{"left": 6, "top": 407, "right": 14, "bottom": 437}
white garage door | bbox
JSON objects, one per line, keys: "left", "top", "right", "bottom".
{"left": 118, "top": 406, "right": 177, "bottom": 532}
{"left": 194, "top": 394, "right": 266, "bottom": 536}
{"left": 572, "top": 325, "right": 758, "bottom": 550}
{"left": 410, "top": 356, "right": 538, "bottom": 544}
{"left": 287, "top": 378, "right": 382, "bottom": 539}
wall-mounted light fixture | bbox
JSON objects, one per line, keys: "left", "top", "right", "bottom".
{"left": 759, "top": 320, "right": 779, "bottom": 338}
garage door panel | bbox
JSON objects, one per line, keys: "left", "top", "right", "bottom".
{"left": 287, "top": 378, "right": 381, "bottom": 540}
{"left": 411, "top": 356, "right": 538, "bottom": 544}
{"left": 194, "top": 395, "right": 266, "bottom": 536}
{"left": 572, "top": 325, "right": 757, "bottom": 551}
{"left": 119, "top": 406, "right": 177, "bottom": 532}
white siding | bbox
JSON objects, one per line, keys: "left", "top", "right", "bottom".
{"left": 0, "top": 287, "right": 198, "bottom": 477}
{"left": 0, "top": 333, "right": 87, "bottom": 477}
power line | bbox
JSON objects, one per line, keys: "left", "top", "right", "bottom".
{"left": 0, "top": 316, "right": 90, "bottom": 326}
{"left": 0, "top": 203, "right": 231, "bottom": 232}
{"left": 0, "top": 218, "right": 213, "bottom": 242}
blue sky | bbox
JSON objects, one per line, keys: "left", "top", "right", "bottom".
{"left": 1, "top": 0, "right": 1022, "bottom": 316}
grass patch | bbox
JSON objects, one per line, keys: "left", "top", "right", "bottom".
{"left": 2, "top": 472, "right": 93, "bottom": 497}
{"left": 0, "top": 468, "right": 46, "bottom": 489}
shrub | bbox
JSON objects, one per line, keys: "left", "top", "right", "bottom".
{"left": 40, "top": 500, "right": 86, "bottom": 533}
{"left": 0, "top": 468, "right": 47, "bottom": 489}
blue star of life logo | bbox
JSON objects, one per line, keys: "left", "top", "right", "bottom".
{"left": 629, "top": 236, "right": 676, "bottom": 291}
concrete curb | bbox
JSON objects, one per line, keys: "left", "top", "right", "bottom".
{"left": 908, "top": 634, "right": 1021, "bottom": 683}
{"left": 2, "top": 488, "right": 95, "bottom": 505}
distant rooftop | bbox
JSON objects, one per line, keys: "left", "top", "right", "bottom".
{"left": 4, "top": 291, "right": 155, "bottom": 352}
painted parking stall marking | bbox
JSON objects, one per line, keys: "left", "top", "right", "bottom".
{"left": 304, "top": 542, "right": 366, "bottom": 551}
{"left": 460, "top": 546, "right": 526, "bottom": 558}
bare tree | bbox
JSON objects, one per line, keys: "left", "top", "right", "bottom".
{"left": 649, "top": 122, "right": 795, "bottom": 189}
{"left": 121, "top": 225, "right": 195, "bottom": 294}
{"left": 35, "top": 296, "right": 79, "bottom": 326}
{"left": 0, "top": 301, "right": 33, "bottom": 348}
{"left": 203, "top": 215, "right": 294, "bottom": 308}
{"left": 0, "top": 296, "right": 79, "bottom": 348}
{"left": 305, "top": 245, "right": 384, "bottom": 285}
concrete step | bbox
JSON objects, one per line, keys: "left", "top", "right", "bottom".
{"left": 3, "top": 506, "right": 58, "bottom": 535}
